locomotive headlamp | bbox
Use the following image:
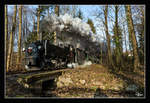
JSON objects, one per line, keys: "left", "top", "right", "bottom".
{"left": 22, "top": 48, "right": 25, "bottom": 52}
{"left": 70, "top": 47, "right": 73, "bottom": 51}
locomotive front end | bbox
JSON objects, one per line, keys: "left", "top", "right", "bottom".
{"left": 24, "top": 42, "right": 40, "bottom": 69}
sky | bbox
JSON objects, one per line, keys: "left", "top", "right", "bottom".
{"left": 7, "top": 5, "right": 104, "bottom": 52}
{"left": 7, "top": 5, "right": 144, "bottom": 52}
{"left": 7, "top": 5, "right": 99, "bottom": 30}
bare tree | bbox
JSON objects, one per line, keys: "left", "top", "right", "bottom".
{"left": 60, "top": 5, "right": 70, "bottom": 15}
{"left": 6, "top": 5, "right": 17, "bottom": 72}
{"left": 22, "top": 6, "right": 27, "bottom": 49}
{"left": 5, "top": 5, "right": 8, "bottom": 66}
{"left": 122, "top": 19, "right": 128, "bottom": 53}
{"left": 60, "top": 5, "right": 78, "bottom": 17}
{"left": 104, "top": 5, "right": 113, "bottom": 67}
{"left": 16, "top": 5, "right": 22, "bottom": 70}
{"left": 125, "top": 5, "right": 140, "bottom": 72}
{"left": 113, "top": 5, "right": 123, "bottom": 70}
{"left": 133, "top": 6, "right": 144, "bottom": 64}
{"left": 37, "top": 5, "right": 41, "bottom": 40}
{"left": 32, "top": 16, "right": 35, "bottom": 32}
{"left": 72, "top": 5, "right": 78, "bottom": 17}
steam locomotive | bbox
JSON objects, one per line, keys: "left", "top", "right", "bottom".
{"left": 24, "top": 40, "right": 89, "bottom": 70}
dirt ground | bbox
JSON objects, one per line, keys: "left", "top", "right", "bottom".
{"left": 5, "top": 64, "right": 145, "bottom": 98}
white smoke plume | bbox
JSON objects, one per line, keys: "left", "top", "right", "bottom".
{"left": 41, "top": 13, "right": 97, "bottom": 42}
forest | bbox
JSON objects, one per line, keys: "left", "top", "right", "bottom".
{"left": 5, "top": 5, "right": 145, "bottom": 98}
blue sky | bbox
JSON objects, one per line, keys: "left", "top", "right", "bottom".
{"left": 7, "top": 5, "right": 101, "bottom": 30}
{"left": 7, "top": 5, "right": 140, "bottom": 52}
{"left": 7, "top": 5, "right": 99, "bottom": 26}
{"left": 7, "top": 5, "right": 126, "bottom": 52}
{"left": 7, "top": 5, "right": 99, "bottom": 24}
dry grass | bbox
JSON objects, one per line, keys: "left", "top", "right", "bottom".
{"left": 60, "top": 64, "right": 127, "bottom": 91}
{"left": 54, "top": 64, "right": 145, "bottom": 97}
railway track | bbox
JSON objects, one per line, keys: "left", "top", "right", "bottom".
{"left": 6, "top": 66, "right": 68, "bottom": 76}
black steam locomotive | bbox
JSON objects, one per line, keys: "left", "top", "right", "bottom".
{"left": 24, "top": 40, "right": 89, "bottom": 70}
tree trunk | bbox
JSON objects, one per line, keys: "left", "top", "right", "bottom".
{"left": 104, "top": 5, "right": 113, "bottom": 67}
{"left": 100, "top": 42, "right": 103, "bottom": 64}
{"left": 139, "top": 6, "right": 144, "bottom": 64}
{"left": 33, "top": 16, "right": 35, "bottom": 32}
{"left": 125, "top": 5, "right": 140, "bottom": 72}
{"left": 24, "top": 10, "right": 28, "bottom": 41}
{"left": 55, "top": 5, "right": 59, "bottom": 16}
{"left": 16, "top": 5, "right": 22, "bottom": 70}
{"left": 122, "top": 22, "right": 127, "bottom": 53}
{"left": 114, "top": 5, "right": 122, "bottom": 70}
{"left": 6, "top": 5, "right": 17, "bottom": 72}
{"left": 5, "top": 5, "right": 8, "bottom": 68}
{"left": 22, "top": 7, "right": 25, "bottom": 49}
{"left": 37, "top": 5, "right": 41, "bottom": 40}
{"left": 54, "top": 5, "right": 59, "bottom": 44}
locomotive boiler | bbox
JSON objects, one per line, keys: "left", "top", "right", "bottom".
{"left": 24, "top": 40, "right": 88, "bottom": 70}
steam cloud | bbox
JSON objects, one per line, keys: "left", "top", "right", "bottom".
{"left": 41, "top": 14, "right": 98, "bottom": 42}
